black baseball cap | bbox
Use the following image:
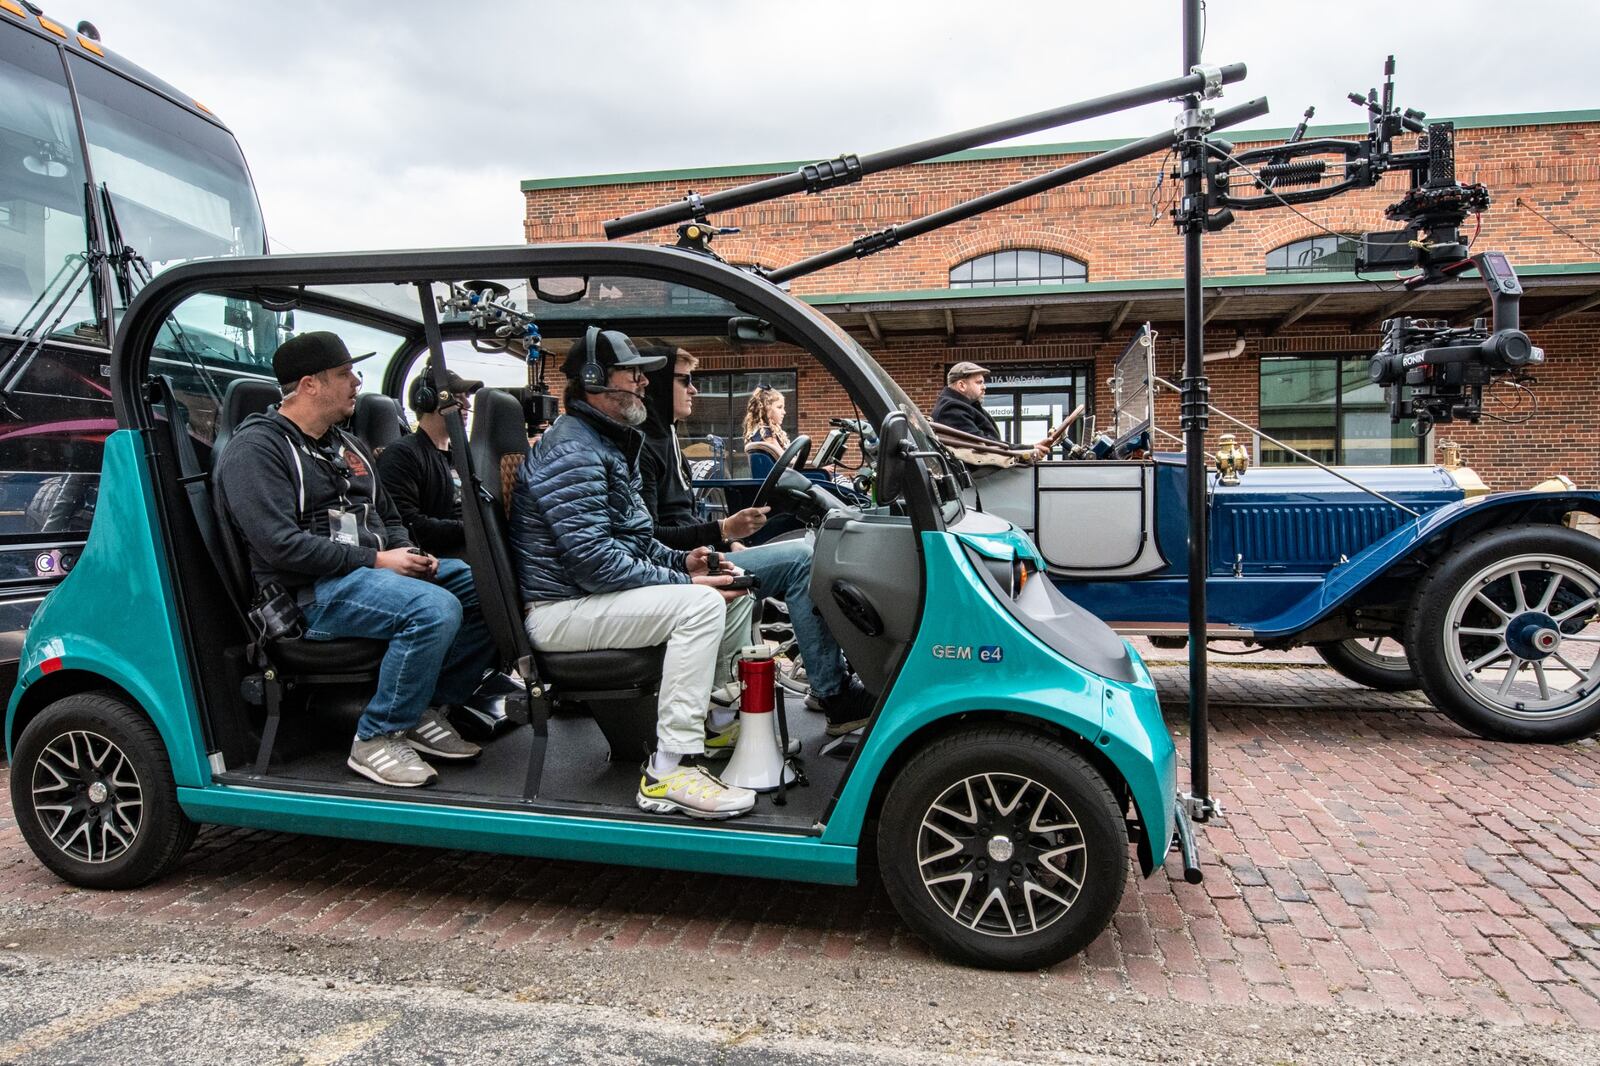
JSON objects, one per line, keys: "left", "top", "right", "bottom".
{"left": 560, "top": 328, "right": 667, "bottom": 380}
{"left": 272, "top": 331, "right": 374, "bottom": 388}
{"left": 408, "top": 368, "right": 484, "bottom": 411}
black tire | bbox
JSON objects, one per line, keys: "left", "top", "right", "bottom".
{"left": 1314, "top": 637, "right": 1420, "bottom": 691}
{"left": 1407, "top": 523, "right": 1600, "bottom": 743}
{"left": 9, "top": 692, "right": 197, "bottom": 889}
{"left": 876, "top": 725, "right": 1127, "bottom": 970}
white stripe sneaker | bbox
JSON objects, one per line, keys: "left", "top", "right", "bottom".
{"left": 348, "top": 732, "right": 438, "bottom": 788}
{"left": 405, "top": 706, "right": 482, "bottom": 761}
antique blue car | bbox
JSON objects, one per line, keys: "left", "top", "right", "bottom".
{"left": 962, "top": 326, "right": 1600, "bottom": 744}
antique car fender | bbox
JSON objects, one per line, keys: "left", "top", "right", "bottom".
{"left": 1250, "top": 489, "right": 1600, "bottom": 640}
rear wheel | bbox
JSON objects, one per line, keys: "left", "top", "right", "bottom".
{"left": 1407, "top": 524, "right": 1600, "bottom": 742}
{"left": 1314, "top": 637, "right": 1419, "bottom": 691}
{"left": 877, "top": 725, "right": 1126, "bottom": 970}
{"left": 10, "top": 692, "right": 197, "bottom": 888}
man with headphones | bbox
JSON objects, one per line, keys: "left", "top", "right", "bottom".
{"left": 509, "top": 328, "right": 759, "bottom": 821}
{"left": 375, "top": 366, "right": 483, "bottom": 557}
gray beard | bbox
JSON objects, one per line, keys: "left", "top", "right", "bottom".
{"left": 617, "top": 396, "right": 647, "bottom": 426}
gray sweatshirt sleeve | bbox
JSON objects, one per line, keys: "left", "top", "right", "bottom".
{"left": 216, "top": 430, "right": 377, "bottom": 578}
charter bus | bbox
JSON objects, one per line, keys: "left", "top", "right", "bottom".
{"left": 0, "top": 4, "right": 266, "bottom": 696}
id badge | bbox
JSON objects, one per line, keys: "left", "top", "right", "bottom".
{"left": 326, "top": 508, "right": 359, "bottom": 546}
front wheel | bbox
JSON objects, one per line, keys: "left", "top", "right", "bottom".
{"left": 1314, "top": 637, "right": 1419, "bottom": 691}
{"left": 876, "top": 725, "right": 1127, "bottom": 970}
{"left": 10, "top": 692, "right": 197, "bottom": 888}
{"left": 1407, "top": 523, "right": 1600, "bottom": 742}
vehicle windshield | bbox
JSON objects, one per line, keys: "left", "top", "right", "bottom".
{"left": 70, "top": 56, "right": 265, "bottom": 310}
{"left": 0, "top": 27, "right": 96, "bottom": 341}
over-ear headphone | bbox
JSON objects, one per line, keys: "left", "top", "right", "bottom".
{"left": 579, "top": 325, "right": 606, "bottom": 391}
{"left": 410, "top": 365, "right": 439, "bottom": 414}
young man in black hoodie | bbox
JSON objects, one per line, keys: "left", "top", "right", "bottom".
{"left": 375, "top": 367, "right": 482, "bottom": 557}
{"left": 214, "top": 332, "right": 496, "bottom": 788}
{"left": 637, "top": 346, "right": 874, "bottom": 736}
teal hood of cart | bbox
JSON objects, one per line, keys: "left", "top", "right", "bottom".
{"left": 6, "top": 430, "right": 210, "bottom": 783}
{"left": 820, "top": 527, "right": 1178, "bottom": 874}
{"left": 7, "top": 429, "right": 1175, "bottom": 882}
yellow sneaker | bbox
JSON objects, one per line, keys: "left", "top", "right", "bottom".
{"left": 636, "top": 763, "right": 755, "bottom": 819}
{"left": 703, "top": 719, "right": 801, "bottom": 759}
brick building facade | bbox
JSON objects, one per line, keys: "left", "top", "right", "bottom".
{"left": 522, "top": 111, "right": 1600, "bottom": 488}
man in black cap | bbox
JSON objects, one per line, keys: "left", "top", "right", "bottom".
{"left": 214, "top": 331, "right": 496, "bottom": 788}
{"left": 508, "top": 329, "right": 758, "bottom": 821}
{"left": 932, "top": 361, "right": 1052, "bottom": 457}
{"left": 376, "top": 366, "right": 483, "bottom": 557}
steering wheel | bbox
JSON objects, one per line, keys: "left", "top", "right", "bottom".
{"left": 753, "top": 434, "right": 811, "bottom": 509}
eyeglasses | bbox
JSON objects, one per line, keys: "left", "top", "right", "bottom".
{"left": 673, "top": 373, "right": 695, "bottom": 388}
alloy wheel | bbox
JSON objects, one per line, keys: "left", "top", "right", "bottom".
{"left": 30, "top": 729, "right": 143, "bottom": 863}
{"left": 917, "top": 772, "right": 1087, "bottom": 937}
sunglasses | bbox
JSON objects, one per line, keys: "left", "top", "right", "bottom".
{"left": 673, "top": 372, "right": 696, "bottom": 388}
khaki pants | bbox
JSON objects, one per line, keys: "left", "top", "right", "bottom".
{"left": 526, "top": 586, "right": 754, "bottom": 755}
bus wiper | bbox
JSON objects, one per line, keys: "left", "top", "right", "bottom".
{"left": 0, "top": 185, "right": 104, "bottom": 415}
{"left": 101, "top": 183, "right": 227, "bottom": 412}
{"left": 99, "top": 182, "right": 153, "bottom": 307}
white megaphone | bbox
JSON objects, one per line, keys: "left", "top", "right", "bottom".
{"left": 719, "top": 646, "right": 797, "bottom": 792}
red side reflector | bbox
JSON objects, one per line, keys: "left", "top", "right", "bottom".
{"left": 40, "top": 657, "right": 63, "bottom": 674}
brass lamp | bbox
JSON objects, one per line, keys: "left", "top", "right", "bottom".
{"left": 1215, "top": 433, "right": 1250, "bottom": 485}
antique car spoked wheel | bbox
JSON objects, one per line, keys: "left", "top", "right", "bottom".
{"left": 1314, "top": 636, "right": 1419, "bottom": 691}
{"left": 916, "top": 772, "right": 1087, "bottom": 937}
{"left": 31, "top": 729, "right": 143, "bottom": 864}
{"left": 1445, "top": 554, "right": 1600, "bottom": 721}
{"left": 1409, "top": 524, "right": 1600, "bottom": 742}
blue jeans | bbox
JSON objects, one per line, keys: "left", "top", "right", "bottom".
{"left": 302, "top": 558, "right": 497, "bottom": 740}
{"left": 729, "top": 539, "right": 846, "bottom": 698}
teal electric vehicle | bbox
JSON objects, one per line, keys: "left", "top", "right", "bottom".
{"left": 5, "top": 244, "right": 1193, "bottom": 969}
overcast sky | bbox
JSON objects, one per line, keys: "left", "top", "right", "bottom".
{"left": 70, "top": 0, "right": 1600, "bottom": 254}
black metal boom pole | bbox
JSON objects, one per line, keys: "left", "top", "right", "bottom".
{"left": 766, "top": 97, "right": 1267, "bottom": 286}
{"left": 604, "top": 63, "right": 1248, "bottom": 240}
{"left": 1179, "top": 0, "right": 1214, "bottom": 821}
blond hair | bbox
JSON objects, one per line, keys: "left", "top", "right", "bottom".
{"left": 742, "top": 385, "right": 789, "bottom": 446}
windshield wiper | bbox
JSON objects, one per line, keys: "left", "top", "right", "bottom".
{"left": 0, "top": 184, "right": 107, "bottom": 415}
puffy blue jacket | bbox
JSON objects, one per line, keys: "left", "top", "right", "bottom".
{"left": 510, "top": 401, "right": 689, "bottom": 603}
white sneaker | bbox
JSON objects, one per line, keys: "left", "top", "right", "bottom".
{"left": 702, "top": 719, "right": 801, "bottom": 759}
{"left": 636, "top": 763, "right": 756, "bottom": 820}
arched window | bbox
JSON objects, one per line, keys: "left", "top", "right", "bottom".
{"left": 1266, "top": 234, "right": 1361, "bottom": 274}
{"left": 950, "top": 249, "right": 1086, "bottom": 289}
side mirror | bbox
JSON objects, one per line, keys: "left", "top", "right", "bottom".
{"left": 876, "top": 411, "right": 912, "bottom": 504}
{"left": 728, "top": 316, "right": 777, "bottom": 344}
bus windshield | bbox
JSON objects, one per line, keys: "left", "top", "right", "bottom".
{"left": 0, "top": 26, "right": 95, "bottom": 340}
{"left": 70, "top": 56, "right": 265, "bottom": 303}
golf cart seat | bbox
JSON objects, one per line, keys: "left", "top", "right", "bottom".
{"left": 269, "top": 634, "right": 388, "bottom": 674}
{"left": 465, "top": 386, "right": 665, "bottom": 761}
{"left": 213, "top": 377, "right": 282, "bottom": 454}
{"left": 352, "top": 393, "right": 407, "bottom": 456}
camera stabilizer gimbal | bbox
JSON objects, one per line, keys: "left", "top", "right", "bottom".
{"left": 1194, "top": 58, "right": 1540, "bottom": 429}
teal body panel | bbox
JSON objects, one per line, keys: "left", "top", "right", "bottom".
{"left": 822, "top": 531, "right": 1177, "bottom": 871}
{"left": 5, "top": 431, "right": 210, "bottom": 785}
{"left": 176, "top": 786, "right": 858, "bottom": 884}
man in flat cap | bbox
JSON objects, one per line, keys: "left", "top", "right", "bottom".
{"left": 931, "top": 361, "right": 1052, "bottom": 458}
{"left": 214, "top": 331, "right": 495, "bottom": 788}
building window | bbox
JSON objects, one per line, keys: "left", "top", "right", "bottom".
{"left": 950, "top": 250, "right": 1086, "bottom": 289}
{"left": 1266, "top": 235, "right": 1361, "bottom": 274}
{"left": 1259, "top": 355, "right": 1424, "bottom": 465}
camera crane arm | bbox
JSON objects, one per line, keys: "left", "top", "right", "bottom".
{"left": 603, "top": 64, "right": 1248, "bottom": 240}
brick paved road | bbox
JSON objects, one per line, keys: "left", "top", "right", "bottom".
{"left": 2, "top": 661, "right": 1598, "bottom": 1033}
